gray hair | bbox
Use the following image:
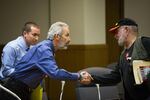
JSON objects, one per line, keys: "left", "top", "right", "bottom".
{"left": 126, "top": 26, "right": 138, "bottom": 32}
{"left": 47, "top": 22, "right": 69, "bottom": 40}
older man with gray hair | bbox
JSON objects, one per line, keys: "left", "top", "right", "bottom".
{"left": 0, "top": 22, "right": 92, "bottom": 100}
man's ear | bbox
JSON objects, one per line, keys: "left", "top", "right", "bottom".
{"left": 22, "top": 31, "right": 27, "bottom": 36}
{"left": 53, "top": 34, "right": 60, "bottom": 46}
{"left": 53, "top": 34, "right": 60, "bottom": 41}
{"left": 126, "top": 27, "right": 130, "bottom": 35}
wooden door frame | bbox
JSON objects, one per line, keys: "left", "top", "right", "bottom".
{"left": 106, "top": 0, "right": 124, "bottom": 63}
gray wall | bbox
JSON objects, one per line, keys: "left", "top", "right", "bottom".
{"left": 0, "top": 0, "right": 150, "bottom": 45}
{"left": 125, "top": 0, "right": 150, "bottom": 36}
{"left": 0, "top": 0, "right": 49, "bottom": 44}
{"left": 0, "top": 0, "right": 106, "bottom": 45}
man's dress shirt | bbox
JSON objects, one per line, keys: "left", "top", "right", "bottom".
{"left": 11, "top": 39, "right": 79, "bottom": 89}
{"left": 0, "top": 36, "right": 29, "bottom": 78}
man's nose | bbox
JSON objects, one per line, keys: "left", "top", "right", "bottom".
{"left": 68, "top": 37, "right": 71, "bottom": 43}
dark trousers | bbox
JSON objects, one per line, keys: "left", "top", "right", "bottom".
{"left": 0, "top": 78, "right": 31, "bottom": 100}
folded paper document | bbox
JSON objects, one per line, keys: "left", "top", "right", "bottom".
{"left": 133, "top": 60, "right": 150, "bottom": 85}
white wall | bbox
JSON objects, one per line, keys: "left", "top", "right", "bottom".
{"left": 0, "top": 0, "right": 106, "bottom": 45}
{"left": 124, "top": 0, "right": 150, "bottom": 36}
{"left": 84, "top": 0, "right": 105, "bottom": 44}
{"left": 51, "top": 0, "right": 85, "bottom": 44}
{"left": 1, "top": 0, "right": 149, "bottom": 45}
{"left": 0, "top": 0, "right": 49, "bottom": 44}
{"left": 0, "top": 0, "right": 106, "bottom": 44}
{"left": 51, "top": 0, "right": 105, "bottom": 44}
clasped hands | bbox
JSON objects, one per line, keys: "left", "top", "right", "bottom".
{"left": 79, "top": 71, "right": 93, "bottom": 85}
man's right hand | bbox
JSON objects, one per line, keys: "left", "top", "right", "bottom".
{"left": 79, "top": 71, "right": 93, "bottom": 85}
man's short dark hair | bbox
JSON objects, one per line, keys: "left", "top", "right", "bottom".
{"left": 22, "top": 22, "right": 40, "bottom": 34}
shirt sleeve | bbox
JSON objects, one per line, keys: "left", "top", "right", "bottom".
{"left": 92, "top": 63, "right": 121, "bottom": 86}
{"left": 36, "top": 49, "right": 79, "bottom": 81}
{"left": 1, "top": 46, "right": 16, "bottom": 76}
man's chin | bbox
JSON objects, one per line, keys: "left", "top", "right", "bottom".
{"left": 118, "top": 42, "right": 124, "bottom": 46}
{"left": 32, "top": 42, "right": 38, "bottom": 45}
{"left": 62, "top": 46, "right": 68, "bottom": 50}
{"left": 58, "top": 45, "right": 68, "bottom": 50}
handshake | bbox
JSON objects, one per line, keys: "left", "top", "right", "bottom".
{"left": 78, "top": 71, "right": 93, "bottom": 85}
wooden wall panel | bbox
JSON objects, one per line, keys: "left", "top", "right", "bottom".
{"left": 46, "top": 44, "right": 108, "bottom": 100}
{"left": 106, "top": 0, "right": 124, "bottom": 63}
